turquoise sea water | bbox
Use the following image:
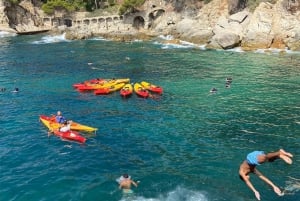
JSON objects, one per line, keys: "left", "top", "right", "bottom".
{"left": 0, "top": 32, "right": 299, "bottom": 201}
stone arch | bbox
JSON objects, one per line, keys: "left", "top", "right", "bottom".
{"left": 64, "top": 18, "right": 72, "bottom": 27}
{"left": 91, "top": 18, "right": 97, "bottom": 23}
{"left": 107, "top": 17, "right": 113, "bottom": 23}
{"left": 83, "top": 19, "right": 90, "bottom": 25}
{"left": 106, "top": 17, "right": 113, "bottom": 29}
{"left": 133, "top": 16, "right": 145, "bottom": 29}
{"left": 98, "top": 18, "right": 105, "bottom": 23}
{"left": 98, "top": 18, "right": 106, "bottom": 29}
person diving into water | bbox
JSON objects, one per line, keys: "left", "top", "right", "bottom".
{"left": 239, "top": 149, "right": 293, "bottom": 200}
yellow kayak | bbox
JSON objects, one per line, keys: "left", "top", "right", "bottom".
{"left": 134, "top": 83, "right": 149, "bottom": 98}
{"left": 94, "top": 82, "right": 125, "bottom": 95}
{"left": 110, "top": 82, "right": 126, "bottom": 92}
{"left": 40, "top": 115, "right": 98, "bottom": 132}
{"left": 120, "top": 83, "right": 133, "bottom": 97}
{"left": 77, "top": 78, "right": 130, "bottom": 91}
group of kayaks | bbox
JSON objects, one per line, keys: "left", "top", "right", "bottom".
{"left": 39, "top": 78, "right": 163, "bottom": 144}
{"left": 73, "top": 78, "right": 163, "bottom": 98}
{"left": 39, "top": 115, "right": 98, "bottom": 144}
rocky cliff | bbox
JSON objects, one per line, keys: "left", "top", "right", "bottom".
{"left": 1, "top": 0, "right": 300, "bottom": 51}
{"left": 0, "top": 0, "right": 48, "bottom": 33}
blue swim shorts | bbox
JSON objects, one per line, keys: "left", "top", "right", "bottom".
{"left": 246, "top": 151, "right": 265, "bottom": 166}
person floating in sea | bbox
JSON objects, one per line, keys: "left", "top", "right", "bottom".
{"left": 117, "top": 174, "right": 138, "bottom": 194}
{"left": 12, "top": 87, "right": 19, "bottom": 93}
{"left": 225, "top": 77, "right": 232, "bottom": 88}
{"left": 226, "top": 77, "right": 233, "bottom": 84}
{"left": 239, "top": 149, "right": 293, "bottom": 200}
{"left": 210, "top": 87, "right": 217, "bottom": 93}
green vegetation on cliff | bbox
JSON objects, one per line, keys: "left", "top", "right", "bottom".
{"left": 6, "top": 0, "right": 21, "bottom": 4}
{"left": 40, "top": 0, "right": 145, "bottom": 15}
{"left": 15, "top": 0, "right": 285, "bottom": 17}
{"left": 118, "top": 0, "right": 145, "bottom": 15}
{"left": 246, "top": 0, "right": 277, "bottom": 12}
{"left": 41, "top": 0, "right": 85, "bottom": 14}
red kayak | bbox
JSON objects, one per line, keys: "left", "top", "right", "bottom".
{"left": 40, "top": 115, "right": 86, "bottom": 144}
{"left": 52, "top": 130, "right": 86, "bottom": 144}
{"left": 120, "top": 83, "right": 133, "bottom": 97}
{"left": 76, "top": 85, "right": 100, "bottom": 92}
{"left": 94, "top": 88, "right": 110, "bottom": 95}
{"left": 73, "top": 78, "right": 104, "bottom": 88}
{"left": 141, "top": 81, "right": 163, "bottom": 94}
{"left": 134, "top": 83, "right": 149, "bottom": 98}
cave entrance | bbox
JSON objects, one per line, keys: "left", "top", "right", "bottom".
{"left": 64, "top": 19, "right": 72, "bottom": 27}
{"left": 133, "top": 16, "right": 145, "bottom": 30}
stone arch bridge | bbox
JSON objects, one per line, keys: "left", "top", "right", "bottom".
{"left": 42, "top": 6, "right": 166, "bottom": 32}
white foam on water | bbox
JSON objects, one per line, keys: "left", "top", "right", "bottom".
{"left": 226, "top": 47, "right": 244, "bottom": 53}
{"left": 197, "top": 44, "right": 207, "bottom": 50}
{"left": 0, "top": 31, "right": 17, "bottom": 38}
{"left": 158, "top": 35, "right": 174, "bottom": 40}
{"left": 155, "top": 35, "right": 206, "bottom": 50}
{"left": 161, "top": 43, "right": 194, "bottom": 49}
{"left": 119, "top": 186, "right": 208, "bottom": 201}
{"left": 31, "top": 33, "right": 69, "bottom": 44}
{"left": 254, "top": 48, "right": 300, "bottom": 54}
{"left": 283, "top": 177, "right": 300, "bottom": 195}
{"left": 88, "top": 36, "right": 108, "bottom": 41}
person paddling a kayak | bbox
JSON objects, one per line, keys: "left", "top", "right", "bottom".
{"left": 48, "top": 120, "right": 72, "bottom": 136}
{"left": 55, "top": 111, "right": 66, "bottom": 124}
{"left": 59, "top": 120, "right": 72, "bottom": 132}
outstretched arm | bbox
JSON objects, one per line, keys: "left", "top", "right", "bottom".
{"left": 239, "top": 169, "right": 261, "bottom": 200}
{"left": 255, "top": 169, "right": 283, "bottom": 196}
{"left": 131, "top": 180, "right": 138, "bottom": 187}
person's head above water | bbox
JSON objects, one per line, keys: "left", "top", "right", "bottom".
{"left": 123, "top": 174, "right": 129, "bottom": 178}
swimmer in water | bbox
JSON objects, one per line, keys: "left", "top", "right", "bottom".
{"left": 226, "top": 77, "right": 233, "bottom": 83}
{"left": 118, "top": 174, "right": 138, "bottom": 193}
{"left": 12, "top": 88, "right": 19, "bottom": 93}
{"left": 210, "top": 87, "right": 217, "bottom": 93}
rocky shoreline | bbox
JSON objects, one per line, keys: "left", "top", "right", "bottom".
{"left": 1, "top": 0, "right": 300, "bottom": 51}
